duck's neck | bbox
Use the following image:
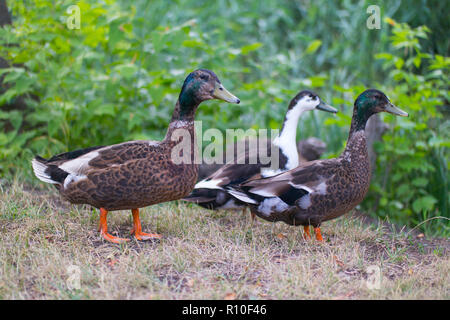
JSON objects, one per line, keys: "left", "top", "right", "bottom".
{"left": 273, "top": 107, "right": 305, "bottom": 170}
{"left": 164, "top": 99, "right": 199, "bottom": 166}
{"left": 341, "top": 106, "right": 370, "bottom": 164}
{"left": 164, "top": 97, "right": 199, "bottom": 141}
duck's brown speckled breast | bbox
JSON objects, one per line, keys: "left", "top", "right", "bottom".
{"left": 293, "top": 131, "right": 371, "bottom": 227}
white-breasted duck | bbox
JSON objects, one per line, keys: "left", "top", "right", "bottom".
{"left": 183, "top": 90, "right": 337, "bottom": 215}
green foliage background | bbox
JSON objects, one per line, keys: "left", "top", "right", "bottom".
{"left": 0, "top": 0, "right": 448, "bottom": 235}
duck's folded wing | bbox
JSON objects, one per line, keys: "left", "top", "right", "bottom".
{"left": 193, "top": 137, "right": 274, "bottom": 191}
{"left": 86, "top": 141, "right": 164, "bottom": 170}
{"left": 46, "top": 145, "right": 106, "bottom": 162}
{"left": 233, "top": 159, "right": 340, "bottom": 207}
{"left": 193, "top": 162, "right": 263, "bottom": 191}
{"left": 32, "top": 141, "right": 162, "bottom": 186}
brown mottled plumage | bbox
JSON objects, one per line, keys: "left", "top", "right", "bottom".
{"left": 183, "top": 90, "right": 336, "bottom": 212}
{"left": 48, "top": 137, "right": 199, "bottom": 210}
{"left": 228, "top": 89, "right": 408, "bottom": 241}
{"left": 32, "top": 69, "right": 240, "bottom": 243}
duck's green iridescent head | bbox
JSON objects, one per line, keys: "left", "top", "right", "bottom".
{"left": 353, "top": 89, "right": 408, "bottom": 130}
{"left": 178, "top": 69, "right": 240, "bottom": 117}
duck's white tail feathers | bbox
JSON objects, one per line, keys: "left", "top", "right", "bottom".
{"left": 227, "top": 188, "right": 259, "bottom": 205}
{"left": 31, "top": 157, "right": 60, "bottom": 184}
{"left": 194, "top": 178, "right": 224, "bottom": 190}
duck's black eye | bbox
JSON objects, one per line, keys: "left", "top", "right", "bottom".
{"left": 200, "top": 74, "right": 209, "bottom": 81}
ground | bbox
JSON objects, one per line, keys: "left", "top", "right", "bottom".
{"left": 0, "top": 181, "right": 448, "bottom": 299}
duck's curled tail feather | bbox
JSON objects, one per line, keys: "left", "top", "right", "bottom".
{"left": 31, "top": 156, "right": 68, "bottom": 185}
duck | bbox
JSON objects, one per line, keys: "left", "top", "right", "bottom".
{"left": 31, "top": 69, "right": 240, "bottom": 244}
{"left": 196, "top": 136, "right": 327, "bottom": 181}
{"left": 297, "top": 137, "right": 327, "bottom": 163}
{"left": 183, "top": 90, "right": 337, "bottom": 214}
{"left": 227, "top": 89, "right": 408, "bottom": 241}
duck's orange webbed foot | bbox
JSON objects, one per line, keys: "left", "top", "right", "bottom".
{"left": 101, "top": 232, "right": 130, "bottom": 244}
{"left": 314, "top": 227, "right": 324, "bottom": 242}
{"left": 303, "top": 225, "right": 311, "bottom": 240}
{"left": 98, "top": 208, "right": 130, "bottom": 244}
{"left": 131, "top": 208, "right": 162, "bottom": 241}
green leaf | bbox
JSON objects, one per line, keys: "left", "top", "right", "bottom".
{"left": 94, "top": 103, "right": 116, "bottom": 116}
{"left": 395, "top": 58, "right": 404, "bottom": 69}
{"left": 3, "top": 68, "right": 25, "bottom": 83}
{"left": 412, "top": 196, "right": 437, "bottom": 214}
{"left": 150, "top": 30, "right": 164, "bottom": 52}
{"left": 305, "top": 40, "right": 322, "bottom": 54}
{"left": 0, "top": 133, "right": 8, "bottom": 146}
{"left": 241, "top": 43, "right": 262, "bottom": 55}
{"left": 308, "top": 75, "right": 327, "bottom": 87}
{"left": 0, "top": 89, "right": 18, "bottom": 104}
{"left": 113, "top": 63, "right": 138, "bottom": 79}
{"left": 148, "top": 86, "right": 165, "bottom": 106}
{"left": 127, "top": 112, "right": 142, "bottom": 131}
{"left": 108, "top": 17, "right": 127, "bottom": 49}
{"left": 8, "top": 130, "right": 35, "bottom": 150}
{"left": 428, "top": 136, "right": 450, "bottom": 148}
{"left": 375, "top": 53, "right": 394, "bottom": 61}
{"left": 8, "top": 111, "right": 23, "bottom": 130}
{"left": 413, "top": 56, "right": 421, "bottom": 68}
{"left": 396, "top": 184, "right": 410, "bottom": 197}
{"left": 182, "top": 39, "right": 204, "bottom": 48}
{"left": 48, "top": 118, "right": 60, "bottom": 137}
{"left": 412, "top": 177, "right": 428, "bottom": 187}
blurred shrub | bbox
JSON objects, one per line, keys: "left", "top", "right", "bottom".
{"left": 364, "top": 19, "right": 449, "bottom": 236}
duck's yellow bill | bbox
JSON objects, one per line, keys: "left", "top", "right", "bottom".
{"left": 213, "top": 83, "right": 240, "bottom": 104}
{"left": 386, "top": 103, "right": 408, "bottom": 117}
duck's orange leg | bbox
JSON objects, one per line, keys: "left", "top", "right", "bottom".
{"left": 130, "top": 208, "right": 162, "bottom": 240}
{"left": 303, "top": 225, "right": 311, "bottom": 240}
{"left": 314, "top": 227, "right": 324, "bottom": 242}
{"left": 98, "top": 208, "right": 130, "bottom": 244}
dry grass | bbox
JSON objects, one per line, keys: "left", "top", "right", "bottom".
{"left": 0, "top": 181, "right": 448, "bottom": 300}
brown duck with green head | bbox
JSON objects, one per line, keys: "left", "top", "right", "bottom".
{"left": 228, "top": 89, "right": 408, "bottom": 241}
{"left": 32, "top": 69, "right": 240, "bottom": 244}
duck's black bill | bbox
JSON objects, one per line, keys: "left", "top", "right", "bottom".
{"left": 385, "top": 103, "right": 408, "bottom": 117}
{"left": 316, "top": 101, "right": 338, "bottom": 113}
